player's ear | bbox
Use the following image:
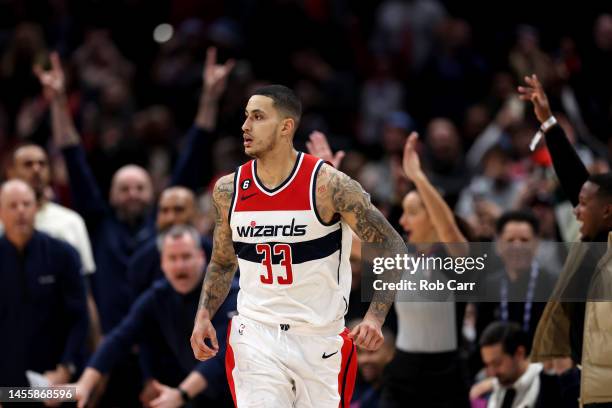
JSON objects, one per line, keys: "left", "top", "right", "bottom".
{"left": 280, "top": 117, "right": 296, "bottom": 137}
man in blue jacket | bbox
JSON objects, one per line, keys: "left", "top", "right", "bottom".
{"left": 127, "top": 186, "right": 213, "bottom": 301}
{"left": 71, "top": 224, "right": 237, "bottom": 407}
{"left": 0, "top": 180, "right": 88, "bottom": 387}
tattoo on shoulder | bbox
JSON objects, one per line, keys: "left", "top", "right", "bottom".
{"left": 213, "top": 174, "right": 234, "bottom": 208}
{"left": 325, "top": 166, "right": 398, "bottom": 244}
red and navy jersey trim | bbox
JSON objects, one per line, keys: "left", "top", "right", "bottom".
{"left": 252, "top": 152, "right": 303, "bottom": 194}
{"left": 233, "top": 153, "right": 319, "bottom": 212}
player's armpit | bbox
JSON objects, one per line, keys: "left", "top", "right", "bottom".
{"left": 198, "top": 174, "right": 238, "bottom": 318}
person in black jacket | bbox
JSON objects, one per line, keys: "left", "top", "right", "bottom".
{"left": 519, "top": 74, "right": 612, "bottom": 407}
{"left": 0, "top": 180, "right": 88, "bottom": 387}
{"left": 517, "top": 74, "right": 612, "bottom": 244}
{"left": 477, "top": 210, "right": 557, "bottom": 350}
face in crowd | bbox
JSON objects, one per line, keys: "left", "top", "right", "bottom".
{"left": 574, "top": 179, "right": 612, "bottom": 241}
{"left": 160, "top": 230, "right": 205, "bottom": 295}
{"left": 496, "top": 220, "right": 538, "bottom": 273}
{"left": 156, "top": 187, "right": 197, "bottom": 232}
{"left": 110, "top": 165, "right": 154, "bottom": 225}
{"left": 480, "top": 341, "right": 527, "bottom": 387}
{"left": 8, "top": 145, "right": 50, "bottom": 201}
{"left": 399, "top": 191, "right": 434, "bottom": 243}
{"left": 0, "top": 180, "right": 37, "bottom": 247}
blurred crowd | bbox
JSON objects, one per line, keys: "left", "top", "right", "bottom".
{"left": 2, "top": 0, "right": 612, "bottom": 407}
{"left": 1, "top": 1, "right": 612, "bottom": 240}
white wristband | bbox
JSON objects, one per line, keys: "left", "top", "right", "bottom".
{"left": 529, "top": 116, "right": 557, "bottom": 152}
{"left": 540, "top": 116, "right": 557, "bottom": 133}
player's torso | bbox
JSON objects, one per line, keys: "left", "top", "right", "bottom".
{"left": 229, "top": 152, "right": 351, "bottom": 331}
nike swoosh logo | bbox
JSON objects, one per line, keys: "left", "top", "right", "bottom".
{"left": 322, "top": 350, "right": 338, "bottom": 359}
{"left": 241, "top": 193, "right": 257, "bottom": 201}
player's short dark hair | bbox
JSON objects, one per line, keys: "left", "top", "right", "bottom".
{"left": 495, "top": 210, "right": 540, "bottom": 236}
{"left": 588, "top": 173, "right": 612, "bottom": 202}
{"left": 252, "top": 84, "right": 302, "bottom": 125}
{"left": 479, "top": 321, "right": 530, "bottom": 356}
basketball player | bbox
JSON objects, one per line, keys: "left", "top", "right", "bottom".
{"left": 190, "top": 85, "right": 404, "bottom": 407}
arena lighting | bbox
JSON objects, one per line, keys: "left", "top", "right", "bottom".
{"left": 153, "top": 23, "right": 173, "bottom": 43}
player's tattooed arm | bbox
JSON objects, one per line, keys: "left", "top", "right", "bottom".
{"left": 316, "top": 164, "right": 404, "bottom": 325}
{"left": 197, "top": 173, "right": 239, "bottom": 319}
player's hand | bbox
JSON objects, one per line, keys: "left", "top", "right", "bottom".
{"left": 306, "top": 131, "right": 345, "bottom": 168}
{"left": 149, "top": 380, "right": 183, "bottom": 408}
{"left": 517, "top": 74, "right": 552, "bottom": 123}
{"left": 33, "top": 52, "right": 66, "bottom": 101}
{"left": 190, "top": 318, "right": 219, "bottom": 361}
{"left": 401, "top": 132, "right": 424, "bottom": 182}
{"left": 348, "top": 316, "right": 384, "bottom": 351}
{"left": 202, "top": 47, "right": 235, "bottom": 101}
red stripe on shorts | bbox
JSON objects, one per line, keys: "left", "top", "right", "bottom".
{"left": 225, "top": 318, "right": 237, "bottom": 407}
{"left": 337, "top": 328, "right": 357, "bottom": 408}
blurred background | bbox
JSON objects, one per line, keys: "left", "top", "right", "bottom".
{"left": 1, "top": 0, "right": 611, "bottom": 237}
{"left": 2, "top": 1, "right": 612, "bottom": 405}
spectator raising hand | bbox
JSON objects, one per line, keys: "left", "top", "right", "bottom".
{"left": 517, "top": 74, "right": 553, "bottom": 123}
{"left": 306, "top": 130, "right": 345, "bottom": 168}
{"left": 401, "top": 131, "right": 422, "bottom": 181}
{"left": 196, "top": 47, "right": 235, "bottom": 130}
{"left": 202, "top": 47, "right": 235, "bottom": 101}
{"left": 33, "top": 51, "right": 66, "bottom": 101}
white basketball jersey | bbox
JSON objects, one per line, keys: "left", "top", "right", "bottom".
{"left": 229, "top": 152, "right": 352, "bottom": 334}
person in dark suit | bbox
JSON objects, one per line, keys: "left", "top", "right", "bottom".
{"left": 477, "top": 210, "right": 557, "bottom": 348}
{"left": 0, "top": 180, "right": 88, "bottom": 387}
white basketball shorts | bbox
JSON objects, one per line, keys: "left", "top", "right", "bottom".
{"left": 225, "top": 315, "right": 357, "bottom": 407}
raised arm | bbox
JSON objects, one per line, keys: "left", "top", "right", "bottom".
{"left": 518, "top": 74, "right": 590, "bottom": 206}
{"left": 191, "top": 174, "right": 238, "bottom": 361}
{"left": 34, "top": 52, "right": 107, "bottom": 219}
{"left": 170, "top": 47, "right": 235, "bottom": 189}
{"left": 402, "top": 132, "right": 468, "bottom": 255}
{"left": 316, "top": 164, "right": 403, "bottom": 350}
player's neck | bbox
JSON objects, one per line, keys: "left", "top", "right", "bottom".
{"left": 255, "top": 146, "right": 299, "bottom": 190}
